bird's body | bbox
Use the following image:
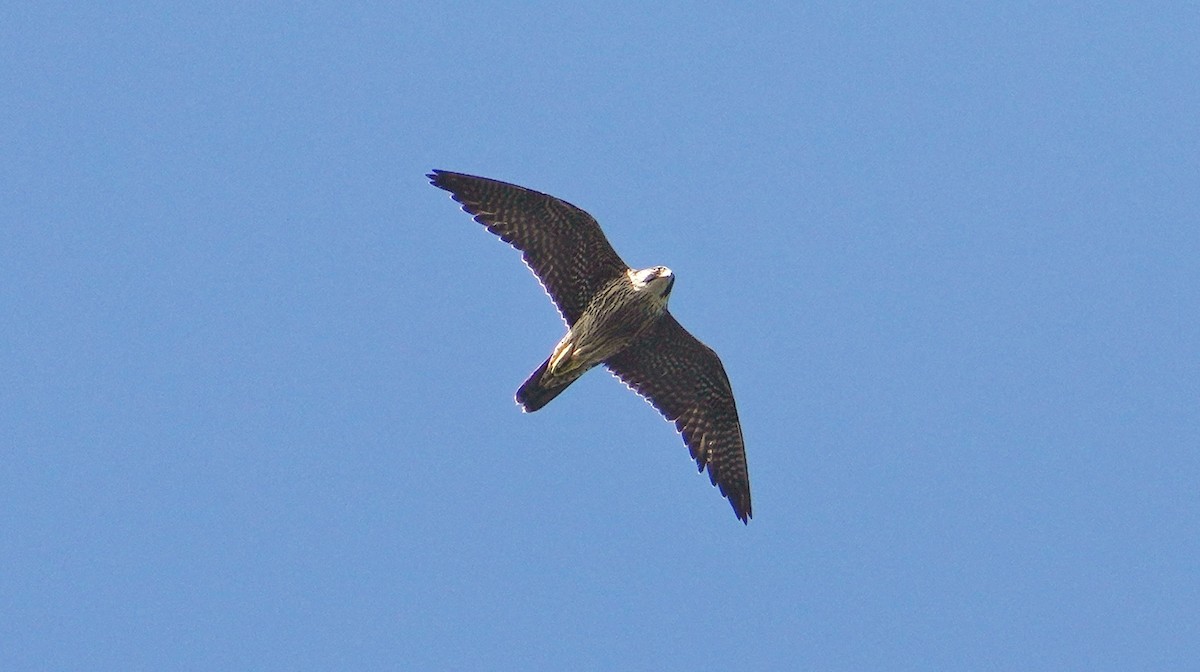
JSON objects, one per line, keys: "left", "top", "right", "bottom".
{"left": 429, "top": 170, "right": 752, "bottom": 522}
{"left": 520, "top": 267, "right": 673, "bottom": 412}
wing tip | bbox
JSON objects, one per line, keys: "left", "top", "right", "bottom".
{"left": 723, "top": 481, "right": 752, "bottom": 524}
{"left": 734, "top": 496, "right": 752, "bottom": 524}
{"left": 692, "top": 446, "right": 752, "bottom": 524}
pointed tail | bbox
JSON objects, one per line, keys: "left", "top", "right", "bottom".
{"left": 515, "top": 356, "right": 585, "bottom": 412}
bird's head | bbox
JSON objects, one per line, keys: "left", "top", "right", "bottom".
{"left": 632, "top": 266, "right": 675, "bottom": 301}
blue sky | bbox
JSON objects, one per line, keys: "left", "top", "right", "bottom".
{"left": 3, "top": 3, "right": 1198, "bottom": 669}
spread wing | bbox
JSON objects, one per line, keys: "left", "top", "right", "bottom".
{"left": 428, "top": 170, "right": 629, "bottom": 326}
{"left": 606, "top": 313, "right": 752, "bottom": 522}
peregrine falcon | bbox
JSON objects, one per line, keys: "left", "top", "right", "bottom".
{"left": 429, "top": 170, "right": 752, "bottom": 523}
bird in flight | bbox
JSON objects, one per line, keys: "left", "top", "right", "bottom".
{"left": 429, "top": 170, "right": 752, "bottom": 522}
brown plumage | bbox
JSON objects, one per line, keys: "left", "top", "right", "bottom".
{"left": 429, "top": 170, "right": 752, "bottom": 522}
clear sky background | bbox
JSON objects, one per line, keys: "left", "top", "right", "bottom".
{"left": 3, "top": 3, "right": 1198, "bottom": 670}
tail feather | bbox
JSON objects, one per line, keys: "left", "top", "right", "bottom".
{"left": 516, "top": 356, "right": 583, "bottom": 412}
